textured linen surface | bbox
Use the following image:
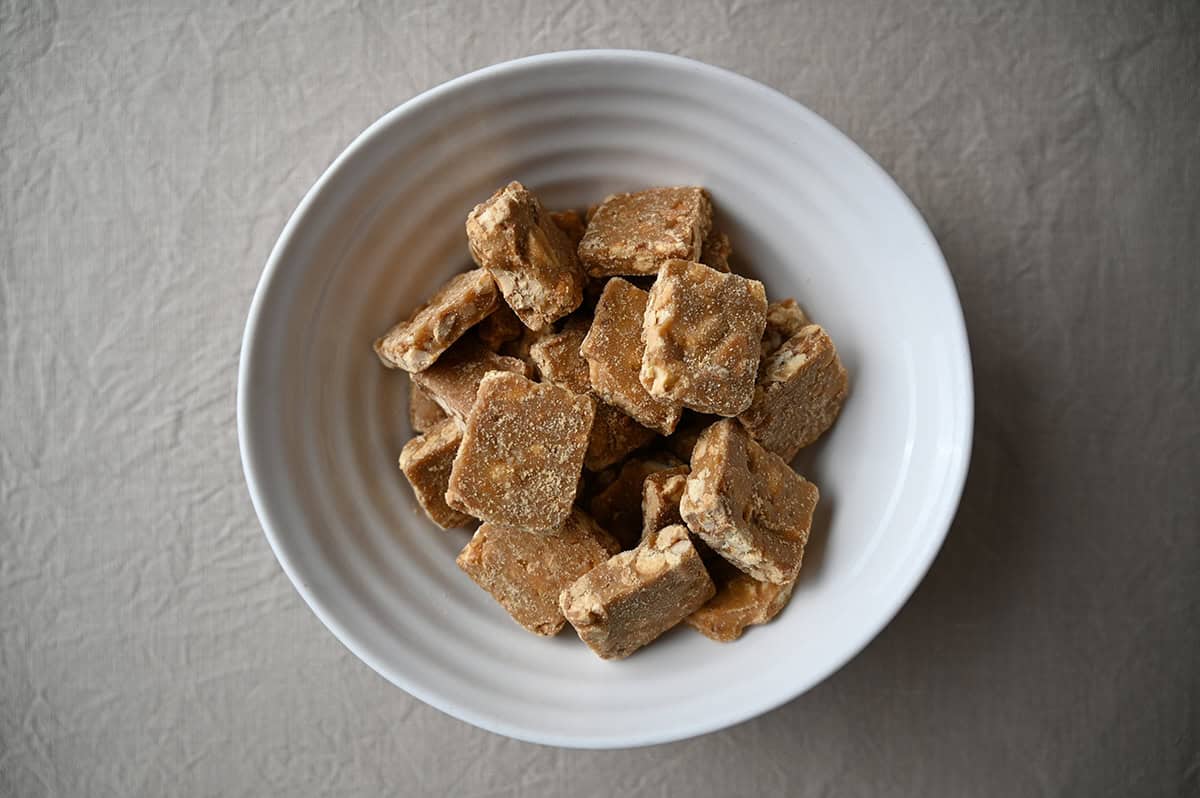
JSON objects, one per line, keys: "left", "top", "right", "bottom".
{"left": 2, "top": 1, "right": 1198, "bottom": 796}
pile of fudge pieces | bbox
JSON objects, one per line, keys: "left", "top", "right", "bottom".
{"left": 374, "top": 182, "right": 848, "bottom": 660}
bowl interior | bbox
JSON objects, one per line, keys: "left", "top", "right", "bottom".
{"left": 239, "top": 51, "right": 972, "bottom": 748}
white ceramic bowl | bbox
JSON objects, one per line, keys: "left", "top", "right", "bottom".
{"left": 238, "top": 50, "right": 972, "bottom": 748}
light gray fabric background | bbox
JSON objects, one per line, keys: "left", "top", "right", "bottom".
{"left": 2, "top": 1, "right": 1197, "bottom": 795}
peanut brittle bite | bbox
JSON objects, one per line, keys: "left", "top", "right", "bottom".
{"left": 528, "top": 316, "right": 593, "bottom": 392}
{"left": 559, "top": 524, "right": 715, "bottom": 660}
{"left": 446, "top": 371, "right": 594, "bottom": 532}
{"left": 589, "top": 455, "right": 686, "bottom": 549}
{"left": 685, "top": 555, "right": 797, "bottom": 642}
{"left": 641, "top": 260, "right": 767, "bottom": 416}
{"left": 374, "top": 269, "right": 499, "bottom": 372}
{"left": 466, "top": 181, "right": 584, "bottom": 330}
{"left": 581, "top": 278, "right": 682, "bottom": 435}
{"left": 457, "top": 510, "right": 620, "bottom": 636}
{"left": 410, "top": 337, "right": 528, "bottom": 424}
{"left": 584, "top": 406, "right": 658, "bottom": 472}
{"left": 398, "top": 418, "right": 474, "bottom": 529}
{"left": 408, "top": 380, "right": 449, "bottom": 434}
{"left": 578, "top": 187, "right": 712, "bottom": 277}
{"left": 759, "top": 298, "right": 810, "bottom": 363}
{"left": 699, "top": 228, "right": 732, "bottom": 273}
{"left": 639, "top": 464, "right": 726, "bottom": 571}
{"left": 530, "top": 317, "right": 657, "bottom": 471}
{"left": 680, "top": 419, "right": 819, "bottom": 585}
{"left": 641, "top": 467, "right": 689, "bottom": 540}
{"left": 739, "top": 323, "right": 849, "bottom": 461}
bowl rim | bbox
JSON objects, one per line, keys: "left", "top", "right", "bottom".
{"left": 237, "top": 48, "right": 974, "bottom": 748}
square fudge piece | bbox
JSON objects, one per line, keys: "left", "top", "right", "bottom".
{"left": 466, "top": 181, "right": 584, "bottom": 330}
{"left": 398, "top": 418, "right": 474, "bottom": 529}
{"left": 589, "top": 455, "right": 685, "bottom": 549}
{"left": 457, "top": 510, "right": 620, "bottom": 636}
{"left": 680, "top": 420, "right": 819, "bottom": 584}
{"left": 446, "top": 371, "right": 594, "bottom": 532}
{"left": 583, "top": 405, "right": 657, "bottom": 472}
{"left": 559, "top": 524, "right": 716, "bottom": 659}
{"left": 528, "top": 316, "right": 593, "bottom": 393}
{"left": 641, "top": 467, "right": 689, "bottom": 539}
{"left": 374, "top": 269, "right": 499, "bottom": 372}
{"left": 581, "top": 279, "right": 682, "bottom": 435}
{"left": 760, "top": 298, "right": 810, "bottom": 364}
{"left": 641, "top": 260, "right": 767, "bottom": 416}
{"left": 578, "top": 187, "right": 712, "bottom": 277}
{"left": 739, "top": 324, "right": 849, "bottom": 461}
{"left": 685, "top": 556, "right": 797, "bottom": 642}
{"left": 411, "top": 337, "right": 528, "bottom": 424}
{"left": 531, "top": 317, "right": 657, "bottom": 471}
{"left": 408, "top": 379, "right": 448, "bottom": 434}
{"left": 699, "top": 228, "right": 732, "bottom": 272}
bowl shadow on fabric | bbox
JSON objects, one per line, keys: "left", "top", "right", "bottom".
{"left": 867, "top": 219, "right": 1040, "bottom": 654}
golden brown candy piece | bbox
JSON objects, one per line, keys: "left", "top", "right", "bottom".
{"left": 446, "top": 371, "right": 594, "bottom": 532}
{"left": 457, "top": 510, "right": 620, "bottom": 636}
{"left": 584, "top": 407, "right": 657, "bottom": 472}
{"left": 476, "top": 304, "right": 525, "bottom": 352}
{"left": 528, "top": 316, "right": 592, "bottom": 392}
{"left": 411, "top": 338, "right": 528, "bottom": 424}
{"left": 638, "top": 466, "right": 727, "bottom": 573}
{"left": 530, "top": 317, "right": 657, "bottom": 471}
{"left": 685, "top": 555, "right": 797, "bottom": 642}
{"left": 699, "top": 229, "right": 732, "bottom": 273}
{"left": 641, "top": 468, "right": 689, "bottom": 539}
{"left": 398, "top": 418, "right": 473, "bottom": 529}
{"left": 466, "top": 181, "right": 584, "bottom": 330}
{"left": 641, "top": 260, "right": 767, "bottom": 417}
{"left": 680, "top": 419, "right": 819, "bottom": 584}
{"left": 589, "top": 456, "right": 685, "bottom": 549}
{"left": 581, "top": 279, "right": 682, "bottom": 435}
{"left": 759, "top": 299, "right": 811, "bottom": 363}
{"left": 739, "top": 324, "right": 849, "bottom": 461}
{"left": 578, "top": 187, "right": 712, "bottom": 277}
{"left": 559, "top": 524, "right": 716, "bottom": 660}
{"left": 409, "top": 380, "right": 448, "bottom": 434}
{"left": 374, "top": 269, "right": 499, "bottom": 372}
{"left": 549, "top": 209, "right": 588, "bottom": 248}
